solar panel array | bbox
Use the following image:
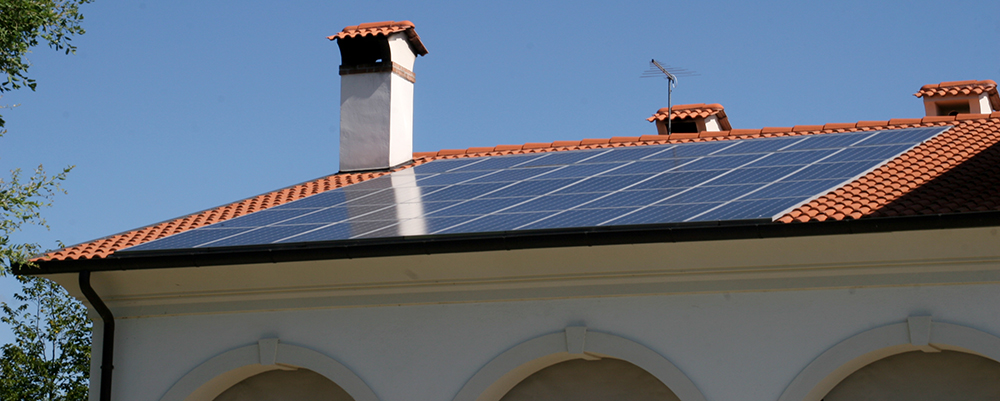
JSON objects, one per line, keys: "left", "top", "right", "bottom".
{"left": 123, "top": 127, "right": 947, "bottom": 252}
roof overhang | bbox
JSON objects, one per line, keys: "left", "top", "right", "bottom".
{"left": 19, "top": 210, "right": 1000, "bottom": 275}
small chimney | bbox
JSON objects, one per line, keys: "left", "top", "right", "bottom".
{"left": 329, "top": 21, "right": 428, "bottom": 172}
{"left": 647, "top": 103, "right": 731, "bottom": 135}
{"left": 914, "top": 80, "right": 999, "bottom": 117}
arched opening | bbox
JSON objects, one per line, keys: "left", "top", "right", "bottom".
{"left": 214, "top": 368, "right": 355, "bottom": 401}
{"left": 452, "top": 328, "right": 705, "bottom": 401}
{"left": 499, "top": 358, "right": 680, "bottom": 401}
{"left": 822, "top": 350, "right": 1000, "bottom": 400}
{"left": 778, "top": 318, "right": 1000, "bottom": 401}
{"left": 160, "top": 340, "right": 378, "bottom": 401}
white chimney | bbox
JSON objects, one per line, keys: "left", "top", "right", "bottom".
{"left": 329, "top": 21, "right": 428, "bottom": 172}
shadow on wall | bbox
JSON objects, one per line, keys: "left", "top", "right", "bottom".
{"left": 213, "top": 369, "right": 354, "bottom": 401}
{"left": 500, "top": 358, "right": 680, "bottom": 401}
{"left": 823, "top": 350, "right": 1000, "bottom": 400}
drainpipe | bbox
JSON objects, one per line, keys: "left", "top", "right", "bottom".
{"left": 79, "top": 271, "right": 114, "bottom": 401}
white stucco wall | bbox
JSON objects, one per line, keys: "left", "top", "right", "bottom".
{"left": 105, "top": 283, "right": 1000, "bottom": 401}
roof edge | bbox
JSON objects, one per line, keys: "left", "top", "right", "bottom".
{"left": 21, "top": 211, "right": 1000, "bottom": 275}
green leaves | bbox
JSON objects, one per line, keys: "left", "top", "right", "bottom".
{"left": 0, "top": 0, "right": 93, "bottom": 125}
{"left": 0, "top": 275, "right": 90, "bottom": 399}
{"left": 0, "top": 2, "right": 90, "bottom": 398}
{"left": 0, "top": 153, "right": 73, "bottom": 276}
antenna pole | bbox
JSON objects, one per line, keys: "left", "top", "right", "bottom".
{"left": 667, "top": 78, "right": 673, "bottom": 137}
{"left": 650, "top": 59, "right": 678, "bottom": 136}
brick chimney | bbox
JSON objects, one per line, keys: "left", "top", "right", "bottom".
{"left": 647, "top": 103, "right": 731, "bottom": 135}
{"left": 914, "top": 80, "right": 999, "bottom": 117}
{"left": 329, "top": 21, "right": 428, "bottom": 172}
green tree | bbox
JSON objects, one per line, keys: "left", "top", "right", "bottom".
{"left": 0, "top": 275, "right": 90, "bottom": 399}
{"left": 0, "top": 0, "right": 93, "bottom": 122}
{"left": 0, "top": 0, "right": 93, "bottom": 399}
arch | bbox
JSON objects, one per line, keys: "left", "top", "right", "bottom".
{"left": 778, "top": 317, "right": 1000, "bottom": 401}
{"left": 160, "top": 339, "right": 378, "bottom": 401}
{"left": 452, "top": 327, "right": 706, "bottom": 401}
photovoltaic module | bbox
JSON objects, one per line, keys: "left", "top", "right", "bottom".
{"left": 122, "top": 126, "right": 948, "bottom": 252}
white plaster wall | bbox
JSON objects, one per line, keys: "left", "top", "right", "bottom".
{"left": 340, "top": 72, "right": 392, "bottom": 171}
{"left": 110, "top": 283, "right": 1000, "bottom": 401}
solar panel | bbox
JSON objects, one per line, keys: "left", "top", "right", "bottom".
{"left": 123, "top": 127, "right": 949, "bottom": 252}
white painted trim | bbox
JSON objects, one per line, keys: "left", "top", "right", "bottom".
{"left": 160, "top": 340, "right": 378, "bottom": 401}
{"left": 777, "top": 317, "right": 1000, "bottom": 401}
{"left": 451, "top": 327, "right": 706, "bottom": 401}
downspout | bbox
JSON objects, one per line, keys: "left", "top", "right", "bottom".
{"left": 79, "top": 271, "right": 114, "bottom": 401}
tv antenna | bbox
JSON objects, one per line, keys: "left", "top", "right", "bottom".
{"left": 642, "top": 59, "right": 698, "bottom": 136}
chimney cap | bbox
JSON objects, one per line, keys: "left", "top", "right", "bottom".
{"left": 914, "top": 79, "right": 999, "bottom": 113}
{"left": 647, "top": 103, "right": 726, "bottom": 122}
{"left": 327, "top": 20, "right": 428, "bottom": 56}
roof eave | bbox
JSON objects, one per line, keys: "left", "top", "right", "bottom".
{"left": 19, "top": 210, "right": 1000, "bottom": 275}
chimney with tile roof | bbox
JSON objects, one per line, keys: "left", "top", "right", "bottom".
{"left": 329, "top": 21, "right": 429, "bottom": 172}
{"left": 915, "top": 80, "right": 999, "bottom": 117}
{"left": 647, "top": 103, "right": 732, "bottom": 135}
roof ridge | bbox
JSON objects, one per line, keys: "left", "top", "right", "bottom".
{"left": 415, "top": 113, "right": 999, "bottom": 160}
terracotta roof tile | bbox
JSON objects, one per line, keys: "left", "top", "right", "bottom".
{"left": 38, "top": 115, "right": 1000, "bottom": 261}
{"left": 761, "top": 127, "right": 792, "bottom": 134}
{"left": 610, "top": 136, "right": 640, "bottom": 143}
{"left": 915, "top": 80, "right": 1000, "bottom": 112}
{"left": 647, "top": 103, "right": 725, "bottom": 122}
{"left": 327, "top": 20, "right": 428, "bottom": 56}
{"left": 647, "top": 103, "right": 733, "bottom": 131}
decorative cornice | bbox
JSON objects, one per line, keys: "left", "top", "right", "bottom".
{"left": 339, "top": 62, "right": 416, "bottom": 83}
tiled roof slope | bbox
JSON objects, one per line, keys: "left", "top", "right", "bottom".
{"left": 915, "top": 80, "right": 1000, "bottom": 110}
{"left": 327, "top": 20, "right": 428, "bottom": 56}
{"left": 39, "top": 113, "right": 1000, "bottom": 261}
{"left": 40, "top": 171, "right": 397, "bottom": 261}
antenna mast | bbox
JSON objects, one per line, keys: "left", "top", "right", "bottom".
{"left": 642, "top": 60, "right": 697, "bottom": 136}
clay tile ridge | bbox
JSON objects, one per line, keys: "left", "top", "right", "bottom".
{"left": 915, "top": 79, "right": 997, "bottom": 98}
{"left": 647, "top": 103, "right": 725, "bottom": 122}
{"left": 327, "top": 20, "right": 428, "bottom": 56}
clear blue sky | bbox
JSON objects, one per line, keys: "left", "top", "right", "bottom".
{"left": 2, "top": 0, "right": 998, "bottom": 344}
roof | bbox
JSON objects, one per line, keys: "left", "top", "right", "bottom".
{"left": 915, "top": 79, "right": 1000, "bottom": 111}
{"left": 38, "top": 112, "right": 1000, "bottom": 263}
{"left": 327, "top": 20, "right": 429, "bottom": 56}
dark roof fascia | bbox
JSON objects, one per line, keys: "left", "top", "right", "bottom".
{"left": 19, "top": 211, "right": 1000, "bottom": 275}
